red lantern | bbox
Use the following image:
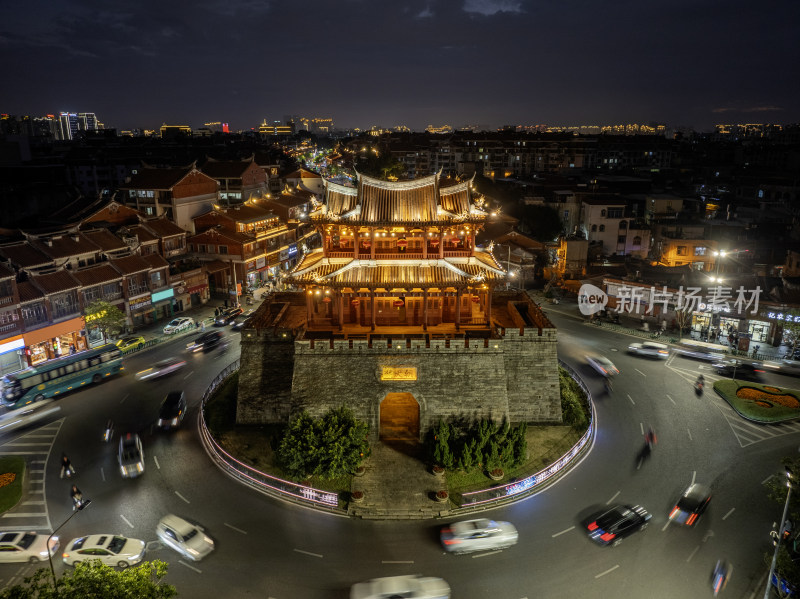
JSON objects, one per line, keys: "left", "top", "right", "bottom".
{"left": 471, "top": 296, "right": 480, "bottom": 303}
{"left": 351, "top": 299, "right": 360, "bottom": 306}
{"left": 323, "top": 297, "right": 331, "bottom": 303}
{"left": 393, "top": 300, "right": 405, "bottom": 308}
{"left": 396, "top": 238, "right": 408, "bottom": 247}
{"left": 362, "top": 241, "right": 371, "bottom": 249}
{"left": 430, "top": 239, "right": 440, "bottom": 246}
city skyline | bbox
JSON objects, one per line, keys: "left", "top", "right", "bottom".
{"left": 1, "top": 0, "right": 798, "bottom": 132}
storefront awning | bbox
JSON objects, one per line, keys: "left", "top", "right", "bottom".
{"left": 23, "top": 317, "right": 86, "bottom": 347}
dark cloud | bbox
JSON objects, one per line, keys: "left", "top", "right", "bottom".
{"left": 1, "top": 0, "right": 798, "bottom": 131}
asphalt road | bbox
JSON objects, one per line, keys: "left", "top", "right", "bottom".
{"left": 0, "top": 311, "right": 796, "bottom": 598}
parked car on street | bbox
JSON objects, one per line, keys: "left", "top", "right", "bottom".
{"left": 135, "top": 357, "right": 186, "bottom": 381}
{"left": 350, "top": 575, "right": 450, "bottom": 599}
{"left": 585, "top": 504, "right": 651, "bottom": 546}
{"left": 62, "top": 534, "right": 145, "bottom": 568}
{"left": 118, "top": 433, "right": 144, "bottom": 478}
{"left": 0, "top": 531, "right": 59, "bottom": 563}
{"left": 440, "top": 518, "right": 518, "bottom": 554}
{"left": 163, "top": 317, "right": 195, "bottom": 335}
{"left": 155, "top": 514, "right": 214, "bottom": 561}
{"left": 157, "top": 391, "right": 186, "bottom": 429}
{"left": 115, "top": 336, "right": 145, "bottom": 352}
{"left": 585, "top": 355, "right": 619, "bottom": 377}
{"left": 669, "top": 483, "right": 712, "bottom": 526}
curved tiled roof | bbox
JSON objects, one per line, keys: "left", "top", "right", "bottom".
{"left": 31, "top": 270, "right": 81, "bottom": 295}
{"left": 17, "top": 281, "right": 44, "bottom": 303}
{"left": 358, "top": 173, "right": 438, "bottom": 223}
{"left": 72, "top": 264, "right": 123, "bottom": 286}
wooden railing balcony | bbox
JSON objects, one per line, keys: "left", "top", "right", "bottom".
{"left": 325, "top": 249, "right": 472, "bottom": 259}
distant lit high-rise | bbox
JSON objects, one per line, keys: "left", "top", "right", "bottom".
{"left": 57, "top": 112, "right": 78, "bottom": 140}
{"left": 78, "top": 112, "right": 99, "bottom": 131}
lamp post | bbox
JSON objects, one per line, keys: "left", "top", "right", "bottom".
{"left": 48, "top": 499, "right": 92, "bottom": 595}
{"left": 710, "top": 249, "right": 727, "bottom": 283}
{"left": 764, "top": 467, "right": 794, "bottom": 599}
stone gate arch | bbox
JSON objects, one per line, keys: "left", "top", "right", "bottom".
{"left": 379, "top": 392, "right": 420, "bottom": 441}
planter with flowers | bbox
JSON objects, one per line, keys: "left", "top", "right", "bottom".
{"left": 488, "top": 468, "right": 504, "bottom": 481}
{"left": 432, "top": 465, "right": 445, "bottom": 477}
{"left": 350, "top": 490, "right": 364, "bottom": 503}
{"left": 354, "top": 466, "right": 366, "bottom": 477}
{"left": 434, "top": 490, "right": 449, "bottom": 503}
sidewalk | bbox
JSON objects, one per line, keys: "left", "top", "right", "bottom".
{"left": 528, "top": 290, "right": 791, "bottom": 363}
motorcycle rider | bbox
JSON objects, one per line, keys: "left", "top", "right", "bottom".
{"left": 711, "top": 559, "right": 732, "bottom": 596}
{"left": 70, "top": 484, "right": 83, "bottom": 510}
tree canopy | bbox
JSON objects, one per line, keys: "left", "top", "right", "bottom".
{"left": 513, "top": 204, "right": 564, "bottom": 241}
{"left": 84, "top": 299, "right": 127, "bottom": 340}
{"left": 277, "top": 407, "right": 370, "bottom": 480}
{"left": 354, "top": 151, "right": 405, "bottom": 180}
{"left": 0, "top": 560, "right": 177, "bottom": 599}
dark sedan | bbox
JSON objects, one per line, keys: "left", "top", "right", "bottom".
{"left": 669, "top": 483, "right": 711, "bottom": 526}
{"left": 711, "top": 359, "right": 765, "bottom": 380}
{"left": 586, "top": 504, "right": 651, "bottom": 547}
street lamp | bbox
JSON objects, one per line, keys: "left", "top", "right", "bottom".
{"left": 710, "top": 249, "right": 726, "bottom": 283}
{"left": 764, "top": 467, "right": 794, "bottom": 599}
{"left": 49, "top": 499, "right": 92, "bottom": 596}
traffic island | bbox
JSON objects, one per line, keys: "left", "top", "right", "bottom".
{"left": 713, "top": 380, "right": 800, "bottom": 423}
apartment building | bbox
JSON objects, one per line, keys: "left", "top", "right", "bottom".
{"left": 200, "top": 158, "right": 267, "bottom": 205}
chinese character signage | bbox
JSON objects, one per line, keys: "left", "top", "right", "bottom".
{"left": 380, "top": 366, "right": 418, "bottom": 381}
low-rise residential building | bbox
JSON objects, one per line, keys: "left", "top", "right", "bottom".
{"left": 580, "top": 196, "right": 651, "bottom": 258}
{"left": 200, "top": 158, "right": 267, "bottom": 205}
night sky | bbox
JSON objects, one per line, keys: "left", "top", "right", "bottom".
{"left": 2, "top": 0, "right": 798, "bottom": 132}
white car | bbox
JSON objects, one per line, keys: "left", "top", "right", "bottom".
{"left": 627, "top": 342, "right": 670, "bottom": 359}
{"left": 0, "top": 531, "right": 59, "bottom": 563}
{"left": 585, "top": 355, "right": 619, "bottom": 377}
{"left": 156, "top": 514, "right": 215, "bottom": 561}
{"left": 135, "top": 357, "right": 187, "bottom": 381}
{"left": 163, "top": 317, "right": 195, "bottom": 335}
{"left": 440, "top": 518, "right": 518, "bottom": 554}
{"left": 62, "top": 534, "right": 145, "bottom": 568}
{"left": 118, "top": 433, "right": 145, "bottom": 478}
{"left": 351, "top": 575, "right": 450, "bottom": 599}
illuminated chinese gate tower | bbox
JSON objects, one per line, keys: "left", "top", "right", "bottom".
{"left": 237, "top": 171, "right": 561, "bottom": 440}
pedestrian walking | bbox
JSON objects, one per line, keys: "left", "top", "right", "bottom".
{"left": 60, "top": 454, "right": 75, "bottom": 479}
{"left": 214, "top": 308, "right": 219, "bottom": 317}
{"left": 201, "top": 320, "right": 206, "bottom": 332}
{"left": 224, "top": 299, "right": 228, "bottom": 308}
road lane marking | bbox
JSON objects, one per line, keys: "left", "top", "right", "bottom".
{"left": 175, "top": 491, "right": 190, "bottom": 504}
{"left": 635, "top": 369, "right": 646, "bottom": 377}
{"left": 662, "top": 521, "right": 671, "bottom": 532}
{"left": 383, "top": 560, "right": 415, "bottom": 563}
{"left": 763, "top": 474, "right": 776, "bottom": 485}
{"left": 687, "top": 429, "right": 693, "bottom": 441}
{"left": 183, "top": 371, "right": 194, "bottom": 380}
{"left": 686, "top": 545, "right": 700, "bottom": 562}
{"left": 552, "top": 526, "right": 574, "bottom": 538}
{"left": 472, "top": 551, "right": 502, "bottom": 558}
{"left": 120, "top": 515, "right": 134, "bottom": 528}
{"left": 691, "top": 471, "right": 696, "bottom": 485}
{"left": 224, "top": 523, "right": 248, "bottom": 535}
{"left": 294, "top": 549, "right": 323, "bottom": 558}
{"left": 100, "top": 468, "right": 105, "bottom": 482}
{"left": 179, "top": 560, "right": 202, "bottom": 573}
{"left": 627, "top": 394, "right": 635, "bottom": 406}
{"left": 606, "top": 491, "right": 620, "bottom": 505}
{"left": 121, "top": 394, "right": 129, "bottom": 404}
{"left": 154, "top": 456, "right": 161, "bottom": 470}
{"left": 594, "top": 564, "right": 619, "bottom": 578}
{"left": 722, "top": 508, "right": 735, "bottom": 521}
{"left": 666, "top": 394, "right": 676, "bottom": 405}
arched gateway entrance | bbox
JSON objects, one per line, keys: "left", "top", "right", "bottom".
{"left": 379, "top": 393, "right": 420, "bottom": 441}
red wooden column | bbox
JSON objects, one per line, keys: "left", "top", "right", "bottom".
{"left": 455, "top": 288, "right": 462, "bottom": 330}
{"left": 370, "top": 228, "right": 376, "bottom": 260}
{"left": 438, "top": 232, "right": 444, "bottom": 259}
{"left": 305, "top": 290, "right": 314, "bottom": 325}
{"left": 486, "top": 288, "right": 493, "bottom": 326}
{"left": 353, "top": 232, "right": 359, "bottom": 260}
{"left": 423, "top": 230, "right": 428, "bottom": 259}
{"left": 337, "top": 290, "right": 344, "bottom": 330}
{"left": 370, "top": 288, "right": 377, "bottom": 331}
{"left": 423, "top": 288, "right": 429, "bottom": 331}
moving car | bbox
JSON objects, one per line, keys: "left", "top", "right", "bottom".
{"left": 115, "top": 336, "right": 145, "bottom": 352}
{"left": 135, "top": 357, "right": 186, "bottom": 381}
{"left": 350, "top": 575, "right": 450, "bottom": 599}
{"left": 585, "top": 355, "right": 619, "bottom": 377}
{"left": 0, "top": 401, "right": 61, "bottom": 434}
{"left": 156, "top": 514, "right": 215, "bottom": 561}
{"left": 215, "top": 307, "right": 243, "bottom": 326}
{"left": 231, "top": 309, "right": 255, "bottom": 330}
{"left": 157, "top": 391, "right": 187, "bottom": 429}
{"left": 440, "top": 518, "right": 518, "bottom": 554}
{"left": 627, "top": 342, "right": 669, "bottom": 359}
{"left": 163, "top": 317, "right": 195, "bottom": 335}
{"left": 118, "top": 433, "right": 145, "bottom": 478}
{"left": 186, "top": 331, "right": 224, "bottom": 353}
{"left": 0, "top": 531, "right": 59, "bottom": 563}
{"left": 62, "top": 534, "right": 145, "bottom": 568}
{"left": 669, "top": 483, "right": 712, "bottom": 526}
{"left": 586, "top": 504, "right": 651, "bottom": 546}
{"left": 711, "top": 359, "right": 764, "bottom": 380}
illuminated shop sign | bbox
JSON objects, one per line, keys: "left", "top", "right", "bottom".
{"left": 288, "top": 244, "right": 298, "bottom": 257}
{"left": 380, "top": 366, "right": 417, "bottom": 381}
{"left": 767, "top": 312, "right": 800, "bottom": 323}
{"left": 0, "top": 335, "right": 24, "bottom": 355}
{"left": 151, "top": 288, "right": 175, "bottom": 303}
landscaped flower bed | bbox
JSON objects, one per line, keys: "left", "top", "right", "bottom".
{"left": 714, "top": 380, "right": 800, "bottom": 423}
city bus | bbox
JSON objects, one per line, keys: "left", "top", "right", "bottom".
{"left": 0, "top": 344, "right": 124, "bottom": 410}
